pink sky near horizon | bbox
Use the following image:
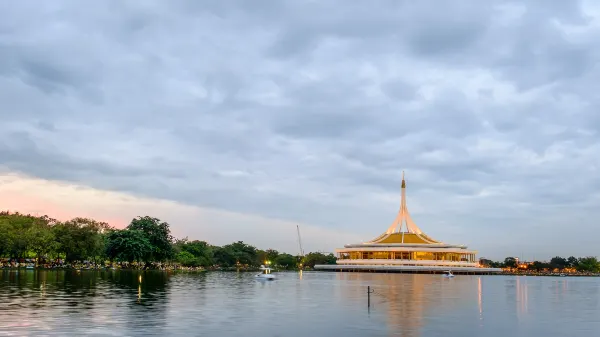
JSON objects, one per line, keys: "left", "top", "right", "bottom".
{"left": 0, "top": 171, "right": 363, "bottom": 253}
{"left": 1, "top": 189, "right": 128, "bottom": 227}
{"left": 0, "top": 173, "right": 139, "bottom": 228}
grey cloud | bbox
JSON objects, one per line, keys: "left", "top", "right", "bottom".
{"left": 1, "top": 0, "right": 600, "bottom": 259}
{"left": 0, "top": 130, "right": 179, "bottom": 182}
{"left": 381, "top": 80, "right": 418, "bottom": 101}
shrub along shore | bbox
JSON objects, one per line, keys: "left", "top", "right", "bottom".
{"left": 3, "top": 211, "right": 598, "bottom": 276}
{"left": 0, "top": 211, "right": 336, "bottom": 270}
{"left": 481, "top": 256, "right": 600, "bottom": 276}
{"left": 499, "top": 271, "right": 600, "bottom": 277}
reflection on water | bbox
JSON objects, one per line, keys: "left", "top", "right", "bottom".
{"left": 478, "top": 276, "right": 482, "bottom": 323}
{"left": 516, "top": 277, "right": 528, "bottom": 316}
{"left": 1, "top": 270, "right": 599, "bottom": 336}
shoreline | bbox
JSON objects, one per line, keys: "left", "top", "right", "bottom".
{"left": 0, "top": 267, "right": 302, "bottom": 273}
{"left": 3, "top": 268, "right": 599, "bottom": 277}
{"left": 499, "top": 272, "right": 600, "bottom": 277}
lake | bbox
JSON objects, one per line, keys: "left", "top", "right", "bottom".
{"left": 0, "top": 270, "right": 598, "bottom": 336}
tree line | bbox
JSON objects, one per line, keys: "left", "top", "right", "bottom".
{"left": 0, "top": 211, "right": 336, "bottom": 269}
{"left": 480, "top": 256, "right": 600, "bottom": 273}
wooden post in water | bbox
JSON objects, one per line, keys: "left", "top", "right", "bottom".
{"left": 367, "top": 286, "right": 374, "bottom": 308}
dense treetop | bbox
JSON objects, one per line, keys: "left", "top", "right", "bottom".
{"left": 0, "top": 211, "right": 336, "bottom": 269}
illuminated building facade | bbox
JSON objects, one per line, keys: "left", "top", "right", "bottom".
{"left": 315, "top": 172, "right": 501, "bottom": 274}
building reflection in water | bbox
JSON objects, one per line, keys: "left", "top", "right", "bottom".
{"left": 516, "top": 277, "right": 528, "bottom": 317}
{"left": 336, "top": 273, "right": 477, "bottom": 337}
{"left": 478, "top": 276, "right": 482, "bottom": 320}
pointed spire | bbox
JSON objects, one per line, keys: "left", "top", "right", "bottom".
{"left": 367, "top": 170, "right": 441, "bottom": 244}
{"left": 401, "top": 170, "right": 406, "bottom": 188}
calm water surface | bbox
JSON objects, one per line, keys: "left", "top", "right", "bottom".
{"left": 0, "top": 270, "right": 599, "bottom": 336}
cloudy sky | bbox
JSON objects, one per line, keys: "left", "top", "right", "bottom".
{"left": 1, "top": 1, "right": 600, "bottom": 260}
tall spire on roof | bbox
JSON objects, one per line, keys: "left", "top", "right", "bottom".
{"left": 401, "top": 170, "right": 405, "bottom": 188}
{"left": 385, "top": 171, "right": 424, "bottom": 235}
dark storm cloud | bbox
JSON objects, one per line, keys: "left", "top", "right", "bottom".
{"left": 1, "top": 0, "right": 600, "bottom": 258}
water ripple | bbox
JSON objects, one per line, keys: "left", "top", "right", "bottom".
{"left": 1, "top": 271, "right": 600, "bottom": 336}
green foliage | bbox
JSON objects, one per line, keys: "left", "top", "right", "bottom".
{"left": 174, "top": 238, "right": 213, "bottom": 267}
{"left": 53, "top": 218, "right": 108, "bottom": 262}
{"left": 550, "top": 256, "right": 568, "bottom": 270}
{"left": 576, "top": 257, "right": 600, "bottom": 273}
{"left": 256, "top": 249, "right": 267, "bottom": 265}
{"left": 275, "top": 253, "right": 296, "bottom": 269}
{"left": 0, "top": 219, "right": 16, "bottom": 257}
{"left": 504, "top": 257, "right": 518, "bottom": 268}
{"left": 265, "top": 249, "right": 279, "bottom": 263}
{"left": 0, "top": 212, "right": 63, "bottom": 259}
{"left": 484, "top": 255, "right": 600, "bottom": 274}
{"left": 105, "top": 229, "right": 153, "bottom": 263}
{"left": 529, "top": 261, "right": 550, "bottom": 271}
{"left": 479, "top": 259, "right": 503, "bottom": 268}
{"left": 567, "top": 256, "right": 579, "bottom": 268}
{"left": 176, "top": 251, "right": 198, "bottom": 266}
{"left": 213, "top": 246, "right": 236, "bottom": 267}
{"left": 27, "top": 223, "right": 57, "bottom": 260}
{"left": 0, "top": 211, "right": 336, "bottom": 271}
{"left": 127, "top": 216, "right": 174, "bottom": 261}
{"left": 0, "top": 212, "right": 42, "bottom": 258}
{"left": 222, "top": 241, "right": 258, "bottom": 266}
{"left": 302, "top": 252, "right": 337, "bottom": 268}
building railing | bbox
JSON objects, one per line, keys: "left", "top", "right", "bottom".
{"left": 337, "top": 253, "right": 477, "bottom": 263}
{"left": 334, "top": 259, "right": 479, "bottom": 267}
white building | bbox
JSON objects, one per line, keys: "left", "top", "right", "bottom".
{"left": 315, "top": 172, "right": 501, "bottom": 274}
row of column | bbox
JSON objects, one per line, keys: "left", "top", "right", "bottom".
{"left": 340, "top": 251, "right": 477, "bottom": 262}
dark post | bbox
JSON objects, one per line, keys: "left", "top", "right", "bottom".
{"left": 368, "top": 286, "right": 374, "bottom": 308}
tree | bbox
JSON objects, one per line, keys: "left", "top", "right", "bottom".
{"left": 504, "top": 257, "right": 518, "bottom": 268}
{"left": 213, "top": 246, "right": 236, "bottom": 267}
{"left": 0, "top": 212, "right": 61, "bottom": 260}
{"left": 265, "top": 249, "right": 279, "bottom": 262}
{"left": 256, "top": 249, "right": 268, "bottom": 265}
{"left": 26, "top": 224, "right": 56, "bottom": 262}
{"left": 530, "top": 261, "right": 550, "bottom": 271}
{"left": 0, "top": 220, "right": 15, "bottom": 258}
{"left": 222, "top": 241, "right": 258, "bottom": 266}
{"left": 176, "top": 251, "right": 199, "bottom": 267}
{"left": 174, "top": 239, "right": 213, "bottom": 267}
{"left": 302, "top": 252, "right": 337, "bottom": 268}
{"left": 577, "top": 257, "right": 600, "bottom": 273}
{"left": 105, "top": 229, "right": 153, "bottom": 263}
{"left": 53, "top": 218, "right": 108, "bottom": 262}
{"left": 3, "top": 213, "right": 37, "bottom": 258}
{"left": 567, "top": 256, "right": 579, "bottom": 268}
{"left": 550, "top": 256, "right": 568, "bottom": 270}
{"left": 127, "top": 216, "right": 174, "bottom": 262}
{"left": 275, "top": 253, "right": 296, "bottom": 269}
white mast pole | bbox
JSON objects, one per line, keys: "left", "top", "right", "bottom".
{"left": 297, "top": 225, "right": 304, "bottom": 257}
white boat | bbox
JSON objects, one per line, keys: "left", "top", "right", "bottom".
{"left": 255, "top": 266, "right": 276, "bottom": 281}
{"left": 442, "top": 270, "right": 455, "bottom": 278}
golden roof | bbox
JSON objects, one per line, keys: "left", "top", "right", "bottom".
{"left": 370, "top": 233, "right": 441, "bottom": 245}
{"left": 361, "top": 172, "right": 446, "bottom": 246}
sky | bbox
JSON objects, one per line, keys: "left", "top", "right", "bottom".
{"left": 1, "top": 1, "right": 600, "bottom": 260}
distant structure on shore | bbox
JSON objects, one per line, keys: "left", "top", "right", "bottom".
{"left": 315, "top": 172, "right": 501, "bottom": 274}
